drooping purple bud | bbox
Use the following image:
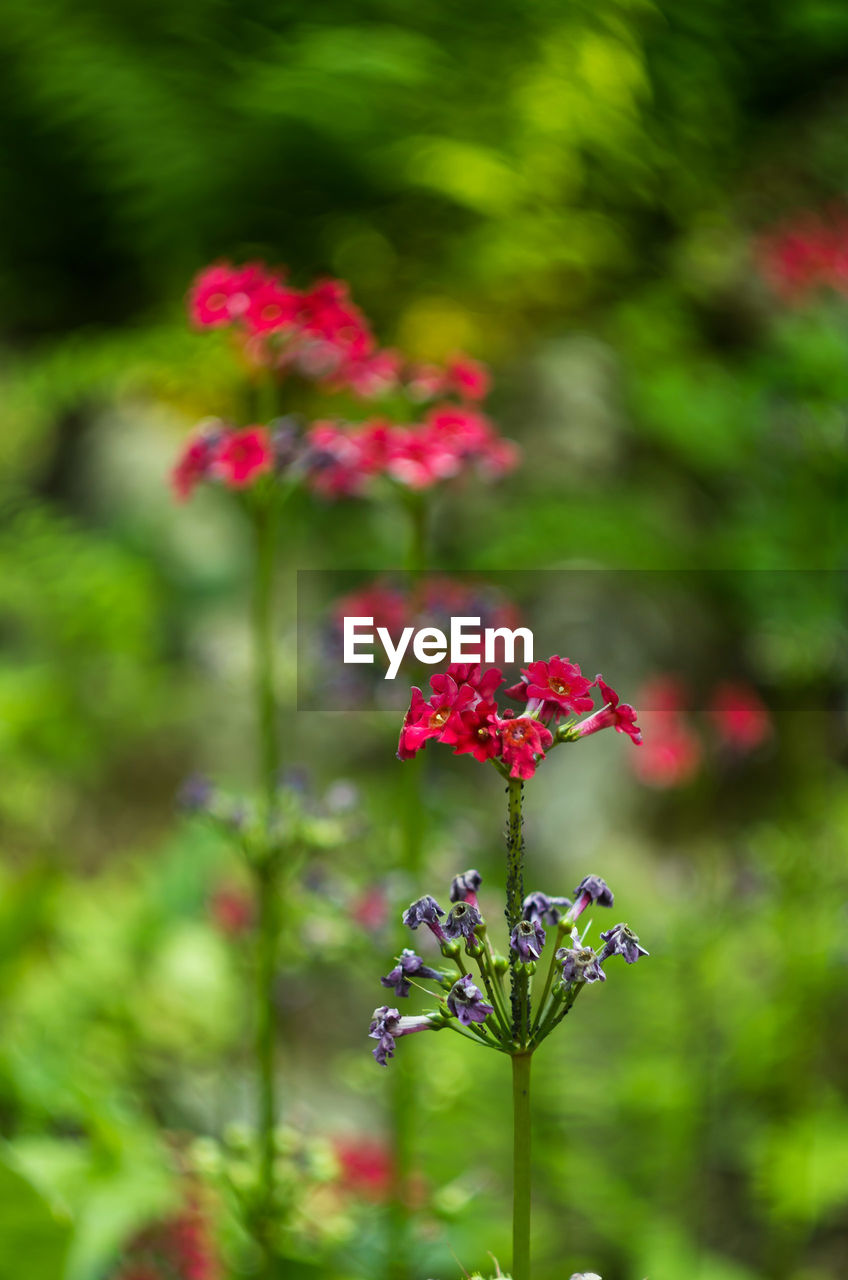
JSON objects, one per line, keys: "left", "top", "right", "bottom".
{"left": 556, "top": 945, "right": 606, "bottom": 985}
{"left": 521, "top": 891, "right": 572, "bottom": 927}
{"left": 446, "top": 975, "right": 494, "bottom": 1026}
{"left": 368, "top": 1005, "right": 436, "bottom": 1065}
{"left": 449, "top": 868, "right": 482, "bottom": 906}
{"left": 402, "top": 895, "right": 447, "bottom": 941}
{"left": 599, "top": 922, "right": 649, "bottom": 964}
{"left": 571, "top": 875, "right": 614, "bottom": 921}
{"left": 380, "top": 949, "right": 444, "bottom": 998}
{"left": 443, "top": 900, "right": 483, "bottom": 941}
{"left": 510, "top": 918, "right": 546, "bottom": 961}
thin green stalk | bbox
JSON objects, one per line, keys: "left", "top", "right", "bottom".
{"left": 530, "top": 920, "right": 569, "bottom": 1036}
{"left": 252, "top": 500, "right": 281, "bottom": 818}
{"left": 471, "top": 947, "right": 512, "bottom": 1041}
{"left": 505, "top": 778, "right": 525, "bottom": 1034}
{"left": 512, "top": 1052, "right": 533, "bottom": 1280}
{"left": 250, "top": 498, "right": 281, "bottom": 1267}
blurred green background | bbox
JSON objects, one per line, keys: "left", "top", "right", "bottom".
{"left": 2, "top": 1, "right": 848, "bottom": 1278}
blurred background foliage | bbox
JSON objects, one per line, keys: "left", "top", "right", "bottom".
{"left": 1, "top": 1, "right": 848, "bottom": 1278}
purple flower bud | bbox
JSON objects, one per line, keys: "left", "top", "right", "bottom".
{"left": 449, "top": 868, "right": 482, "bottom": 905}
{"left": 599, "top": 922, "right": 649, "bottom": 964}
{"left": 380, "top": 949, "right": 444, "bottom": 998}
{"left": 556, "top": 945, "right": 606, "bottom": 984}
{"left": 177, "top": 773, "right": 214, "bottom": 814}
{"left": 272, "top": 416, "right": 301, "bottom": 460}
{"left": 443, "top": 900, "right": 483, "bottom": 941}
{"left": 571, "top": 875, "right": 614, "bottom": 921}
{"left": 402, "top": 895, "right": 447, "bottom": 941}
{"left": 521, "top": 891, "right": 572, "bottom": 927}
{"left": 446, "top": 975, "right": 494, "bottom": 1026}
{"left": 368, "top": 1005, "right": 436, "bottom": 1066}
{"left": 510, "top": 918, "right": 546, "bottom": 961}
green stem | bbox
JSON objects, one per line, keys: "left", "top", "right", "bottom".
{"left": 471, "top": 947, "right": 512, "bottom": 1042}
{"left": 512, "top": 1052, "right": 533, "bottom": 1280}
{"left": 530, "top": 920, "right": 569, "bottom": 1036}
{"left": 505, "top": 778, "right": 525, "bottom": 1034}
{"left": 255, "top": 859, "right": 278, "bottom": 1250}
{"left": 250, "top": 498, "right": 281, "bottom": 1266}
{"left": 252, "top": 500, "right": 280, "bottom": 818}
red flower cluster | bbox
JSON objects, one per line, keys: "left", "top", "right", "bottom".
{"left": 333, "top": 1137, "right": 393, "bottom": 1202}
{"left": 114, "top": 1192, "right": 220, "bottom": 1280}
{"left": 757, "top": 210, "right": 848, "bottom": 301}
{"left": 629, "top": 676, "right": 772, "bottom": 789}
{"left": 304, "top": 405, "right": 518, "bottom": 498}
{"left": 172, "top": 422, "right": 273, "bottom": 500}
{"left": 189, "top": 262, "right": 387, "bottom": 396}
{"left": 398, "top": 657, "right": 641, "bottom": 780}
{"left": 176, "top": 262, "right": 518, "bottom": 501}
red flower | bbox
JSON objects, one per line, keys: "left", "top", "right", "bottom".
{"left": 445, "top": 663, "right": 504, "bottom": 703}
{"left": 210, "top": 884, "right": 254, "bottom": 937}
{"left": 297, "top": 279, "right": 374, "bottom": 362}
{"left": 397, "top": 675, "right": 476, "bottom": 759}
{"left": 446, "top": 353, "right": 490, "bottom": 401}
{"left": 187, "top": 261, "right": 264, "bottom": 328}
{"left": 385, "top": 426, "right": 460, "bottom": 490}
{"left": 490, "top": 712, "right": 553, "bottom": 779}
{"left": 506, "top": 656, "right": 595, "bottom": 722}
{"left": 171, "top": 427, "right": 223, "bottom": 500}
{"left": 243, "top": 277, "right": 300, "bottom": 336}
{"left": 334, "top": 1137, "right": 393, "bottom": 1202}
{"left": 709, "top": 681, "right": 772, "bottom": 752}
{"left": 629, "top": 678, "right": 700, "bottom": 788}
{"left": 576, "top": 676, "right": 642, "bottom": 744}
{"left": 445, "top": 699, "right": 501, "bottom": 763}
{"left": 425, "top": 404, "right": 494, "bottom": 457}
{"left": 212, "top": 427, "right": 272, "bottom": 488}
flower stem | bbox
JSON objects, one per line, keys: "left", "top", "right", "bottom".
{"left": 252, "top": 499, "right": 281, "bottom": 819}
{"left": 250, "top": 498, "right": 281, "bottom": 1266}
{"left": 530, "top": 919, "right": 569, "bottom": 1037}
{"left": 505, "top": 778, "right": 525, "bottom": 1034}
{"left": 512, "top": 1051, "right": 533, "bottom": 1280}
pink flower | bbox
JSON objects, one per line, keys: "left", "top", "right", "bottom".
{"left": 243, "top": 277, "right": 300, "bottom": 335}
{"left": 210, "top": 883, "right": 254, "bottom": 937}
{"left": 304, "top": 421, "right": 371, "bottom": 497}
{"left": 629, "top": 679, "right": 700, "bottom": 788}
{"left": 446, "top": 353, "right": 490, "bottom": 401}
{"left": 332, "top": 349, "right": 401, "bottom": 398}
{"left": 297, "top": 279, "right": 374, "bottom": 362}
{"left": 385, "top": 426, "right": 459, "bottom": 489}
{"left": 187, "top": 261, "right": 264, "bottom": 328}
{"left": 425, "top": 405, "right": 494, "bottom": 457}
{"left": 406, "top": 362, "right": 448, "bottom": 401}
{"left": 334, "top": 1136, "right": 393, "bottom": 1202}
{"left": 506, "top": 656, "right": 595, "bottom": 722}
{"left": 171, "top": 428, "right": 222, "bottom": 500}
{"left": 490, "top": 712, "right": 553, "bottom": 779}
{"left": 576, "top": 676, "right": 642, "bottom": 744}
{"left": 709, "top": 681, "right": 772, "bottom": 752}
{"left": 212, "top": 427, "right": 272, "bottom": 488}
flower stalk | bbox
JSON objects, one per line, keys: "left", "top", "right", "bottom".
{"left": 375, "top": 655, "right": 650, "bottom": 1279}
{"left": 250, "top": 495, "right": 282, "bottom": 1269}
{"left": 512, "top": 1052, "right": 533, "bottom": 1280}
